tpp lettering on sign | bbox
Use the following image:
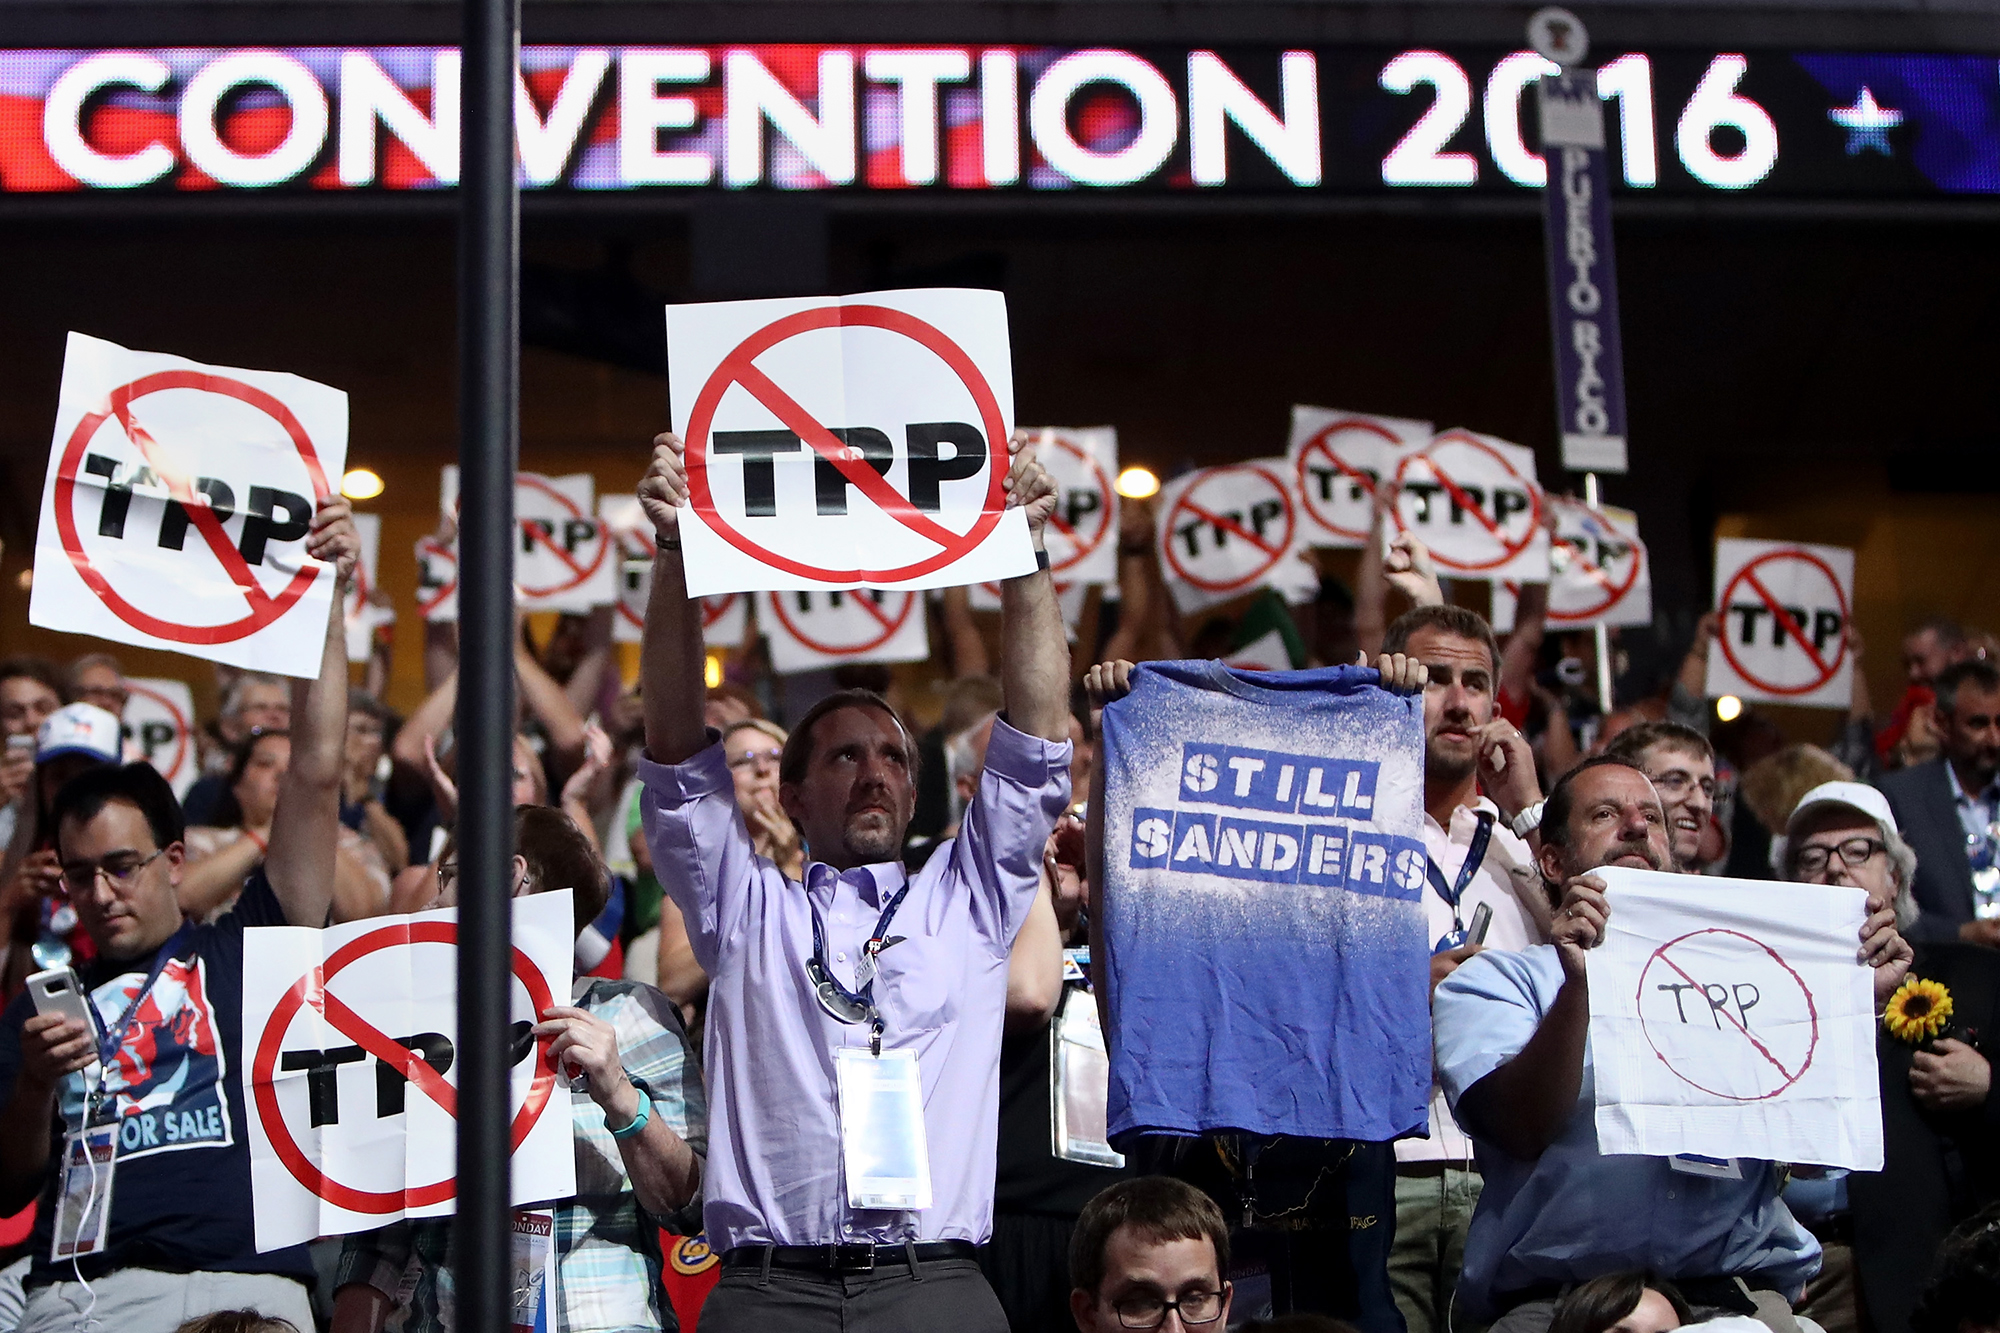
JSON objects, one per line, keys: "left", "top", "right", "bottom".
{"left": 520, "top": 518, "right": 601, "bottom": 559}
{"left": 1400, "top": 478, "right": 1532, "bottom": 530}
{"left": 82, "top": 455, "right": 312, "bottom": 566}
{"left": 1172, "top": 500, "right": 1285, "bottom": 558}
{"left": 1728, "top": 602, "right": 1843, "bottom": 654}
{"left": 1656, "top": 980, "right": 1762, "bottom": 1030}
{"left": 1129, "top": 806, "right": 1424, "bottom": 900}
{"left": 1179, "top": 742, "right": 1380, "bottom": 820}
{"left": 1304, "top": 463, "right": 1379, "bottom": 507}
{"left": 713, "top": 423, "right": 985, "bottom": 515}
{"left": 277, "top": 1021, "right": 533, "bottom": 1128}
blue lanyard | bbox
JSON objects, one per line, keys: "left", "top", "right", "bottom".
{"left": 95, "top": 919, "right": 196, "bottom": 1068}
{"left": 807, "top": 871, "right": 910, "bottom": 1048}
{"left": 1427, "top": 813, "right": 1494, "bottom": 952}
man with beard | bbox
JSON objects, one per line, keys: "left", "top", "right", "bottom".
{"left": 1380, "top": 606, "right": 1549, "bottom": 1333}
{"left": 1605, "top": 721, "right": 1716, "bottom": 872}
{"left": 1432, "top": 756, "right": 1911, "bottom": 1333}
{"left": 632, "top": 431, "right": 1074, "bottom": 1331}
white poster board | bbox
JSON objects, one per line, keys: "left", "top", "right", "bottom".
{"left": 758, "top": 589, "right": 929, "bottom": 674}
{"left": 440, "top": 467, "right": 618, "bottom": 613}
{"left": 1391, "top": 429, "right": 1550, "bottom": 582}
{"left": 31, "top": 333, "right": 349, "bottom": 678}
{"left": 1704, "top": 538, "right": 1855, "bottom": 709}
{"left": 599, "top": 494, "right": 749, "bottom": 647}
{"left": 1288, "top": 406, "right": 1430, "bottom": 549}
{"left": 1586, "top": 866, "right": 1882, "bottom": 1171}
{"left": 1021, "top": 426, "right": 1119, "bottom": 585}
{"left": 1491, "top": 499, "right": 1652, "bottom": 632}
{"left": 1155, "top": 460, "right": 1318, "bottom": 615}
{"left": 343, "top": 513, "right": 393, "bottom": 663}
{"left": 122, "top": 676, "right": 196, "bottom": 798}
{"left": 243, "top": 892, "right": 577, "bottom": 1251}
{"left": 667, "top": 288, "right": 1034, "bottom": 595}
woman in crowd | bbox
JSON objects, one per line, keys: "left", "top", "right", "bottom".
{"left": 181, "top": 729, "right": 390, "bottom": 921}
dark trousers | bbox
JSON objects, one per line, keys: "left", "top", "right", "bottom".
{"left": 700, "top": 1255, "right": 1009, "bottom": 1333}
{"left": 979, "top": 1212, "right": 1080, "bottom": 1333}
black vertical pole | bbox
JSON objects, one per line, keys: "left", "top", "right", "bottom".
{"left": 454, "top": 0, "right": 518, "bottom": 1315}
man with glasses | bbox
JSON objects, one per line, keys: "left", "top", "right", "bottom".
{"left": 1068, "top": 1178, "right": 1231, "bottom": 1333}
{"left": 632, "top": 431, "right": 1073, "bottom": 1330}
{"left": 1605, "top": 722, "right": 1717, "bottom": 873}
{"left": 0, "top": 500, "right": 358, "bottom": 1333}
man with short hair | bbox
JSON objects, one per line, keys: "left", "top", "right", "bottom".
{"left": 66, "top": 654, "right": 128, "bottom": 720}
{"left": 1379, "top": 605, "right": 1547, "bottom": 1333}
{"left": 1604, "top": 721, "right": 1717, "bottom": 873}
{"left": 1878, "top": 658, "right": 2000, "bottom": 945}
{"left": 634, "top": 431, "right": 1073, "bottom": 1329}
{"left": 1069, "top": 1178, "right": 1233, "bottom": 1333}
{"left": 0, "top": 500, "right": 358, "bottom": 1333}
{"left": 1904, "top": 619, "right": 1970, "bottom": 689}
{"left": 1433, "top": 756, "right": 1912, "bottom": 1333}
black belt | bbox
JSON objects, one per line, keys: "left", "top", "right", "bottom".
{"left": 721, "top": 1241, "right": 978, "bottom": 1274}
{"left": 1498, "top": 1275, "right": 1777, "bottom": 1317}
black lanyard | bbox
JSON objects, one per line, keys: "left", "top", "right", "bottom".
{"left": 1426, "top": 812, "right": 1494, "bottom": 949}
{"left": 807, "top": 872, "right": 910, "bottom": 1055}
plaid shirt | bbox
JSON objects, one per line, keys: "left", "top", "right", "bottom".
{"left": 335, "top": 978, "right": 707, "bottom": 1332}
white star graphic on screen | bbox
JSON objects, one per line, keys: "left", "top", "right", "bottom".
{"left": 1829, "top": 87, "right": 1903, "bottom": 156}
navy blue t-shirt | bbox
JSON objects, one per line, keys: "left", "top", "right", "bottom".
{"left": 0, "top": 872, "right": 314, "bottom": 1285}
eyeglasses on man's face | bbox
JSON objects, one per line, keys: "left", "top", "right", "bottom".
{"left": 1649, "top": 770, "right": 1716, "bottom": 801}
{"left": 1795, "top": 837, "right": 1886, "bottom": 876}
{"left": 1110, "top": 1288, "right": 1226, "bottom": 1329}
{"left": 60, "top": 848, "right": 166, "bottom": 893}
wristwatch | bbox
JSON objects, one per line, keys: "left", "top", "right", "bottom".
{"left": 1511, "top": 800, "right": 1546, "bottom": 839}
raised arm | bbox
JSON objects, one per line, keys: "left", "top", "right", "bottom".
{"left": 266, "top": 499, "right": 359, "bottom": 929}
{"left": 637, "top": 434, "right": 710, "bottom": 766}
{"left": 999, "top": 433, "right": 1072, "bottom": 741}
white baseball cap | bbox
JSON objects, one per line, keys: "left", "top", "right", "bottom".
{"left": 1786, "top": 780, "right": 1898, "bottom": 837}
{"left": 36, "top": 703, "right": 123, "bottom": 765}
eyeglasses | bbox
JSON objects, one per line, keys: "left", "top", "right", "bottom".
{"left": 436, "top": 862, "right": 534, "bottom": 894}
{"left": 1111, "top": 1289, "right": 1226, "bottom": 1329}
{"left": 728, "top": 747, "right": 783, "bottom": 771}
{"left": 1650, "top": 771, "right": 1716, "bottom": 800}
{"left": 1794, "top": 837, "right": 1886, "bottom": 876}
{"left": 60, "top": 848, "right": 165, "bottom": 893}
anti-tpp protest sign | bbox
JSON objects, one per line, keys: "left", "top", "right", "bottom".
{"left": 668, "top": 288, "right": 1035, "bottom": 596}
{"left": 599, "top": 495, "right": 747, "bottom": 647}
{"left": 244, "top": 892, "right": 576, "bottom": 1251}
{"left": 1586, "top": 867, "right": 1882, "bottom": 1170}
{"left": 1288, "top": 407, "right": 1431, "bottom": 549}
{"left": 1705, "top": 538, "right": 1855, "bottom": 709}
{"left": 1392, "top": 430, "right": 1550, "bottom": 582}
{"left": 1539, "top": 69, "right": 1629, "bottom": 475}
{"left": 440, "top": 467, "right": 618, "bottom": 613}
{"left": 415, "top": 536, "right": 457, "bottom": 623}
{"left": 122, "top": 676, "right": 195, "bottom": 797}
{"left": 343, "top": 513, "right": 393, "bottom": 663}
{"left": 31, "top": 333, "right": 348, "bottom": 678}
{"left": 1491, "top": 498, "right": 1651, "bottom": 632}
{"left": 1156, "top": 461, "right": 1319, "bottom": 615}
{"left": 758, "top": 589, "right": 928, "bottom": 674}
{"left": 1020, "top": 427, "right": 1119, "bottom": 585}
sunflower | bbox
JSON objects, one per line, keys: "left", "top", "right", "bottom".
{"left": 1884, "top": 977, "right": 1954, "bottom": 1045}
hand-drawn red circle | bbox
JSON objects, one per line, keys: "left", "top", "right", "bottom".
{"left": 1390, "top": 430, "right": 1544, "bottom": 574}
{"left": 53, "top": 372, "right": 332, "bottom": 644}
{"left": 1715, "top": 549, "right": 1850, "bottom": 696}
{"left": 768, "top": 590, "right": 916, "bottom": 657}
{"left": 1295, "top": 417, "right": 1402, "bottom": 544}
{"left": 1159, "top": 463, "right": 1296, "bottom": 593}
{"left": 251, "top": 921, "right": 559, "bottom": 1213}
{"left": 683, "top": 305, "right": 1009, "bottom": 583}
{"left": 1636, "top": 927, "right": 1819, "bottom": 1102}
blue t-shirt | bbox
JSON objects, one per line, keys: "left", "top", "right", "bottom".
{"left": 0, "top": 872, "right": 315, "bottom": 1286}
{"left": 1099, "top": 660, "right": 1430, "bottom": 1144}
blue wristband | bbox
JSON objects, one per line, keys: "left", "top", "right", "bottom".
{"left": 608, "top": 1083, "right": 652, "bottom": 1140}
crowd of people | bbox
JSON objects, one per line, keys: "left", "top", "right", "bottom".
{"left": 0, "top": 432, "right": 1995, "bottom": 1333}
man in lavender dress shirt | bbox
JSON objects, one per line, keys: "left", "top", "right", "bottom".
{"left": 632, "top": 429, "right": 1075, "bottom": 1330}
